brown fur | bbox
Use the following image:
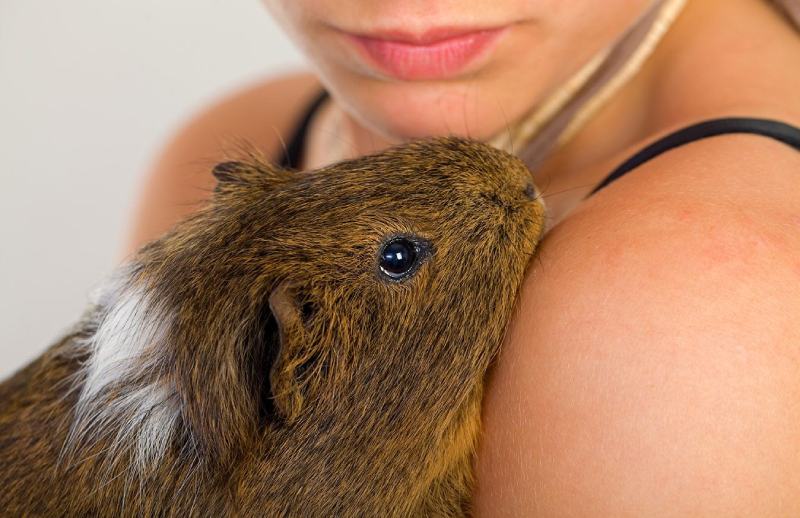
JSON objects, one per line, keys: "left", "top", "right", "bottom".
{"left": 0, "top": 137, "right": 546, "bottom": 517}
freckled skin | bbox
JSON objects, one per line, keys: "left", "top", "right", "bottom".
{"left": 0, "top": 137, "right": 545, "bottom": 517}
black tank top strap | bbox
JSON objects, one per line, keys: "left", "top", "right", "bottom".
{"left": 586, "top": 117, "right": 800, "bottom": 198}
{"left": 277, "top": 89, "right": 330, "bottom": 170}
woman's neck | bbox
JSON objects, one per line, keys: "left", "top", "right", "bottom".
{"left": 303, "top": 100, "right": 395, "bottom": 170}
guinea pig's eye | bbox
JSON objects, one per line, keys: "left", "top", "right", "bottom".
{"left": 377, "top": 236, "right": 431, "bottom": 281}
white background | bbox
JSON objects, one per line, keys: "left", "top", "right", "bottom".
{"left": 0, "top": 1, "right": 306, "bottom": 378}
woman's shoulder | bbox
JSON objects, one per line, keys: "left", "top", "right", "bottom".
{"left": 475, "top": 133, "right": 800, "bottom": 513}
{"left": 121, "top": 72, "right": 322, "bottom": 258}
{"left": 474, "top": 5, "right": 800, "bottom": 506}
{"left": 474, "top": 132, "right": 800, "bottom": 513}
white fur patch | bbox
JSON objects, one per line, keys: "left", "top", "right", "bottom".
{"left": 66, "top": 267, "right": 181, "bottom": 471}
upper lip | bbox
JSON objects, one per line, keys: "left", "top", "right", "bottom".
{"left": 345, "top": 25, "right": 505, "bottom": 45}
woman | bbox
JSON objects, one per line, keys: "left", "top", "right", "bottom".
{"left": 125, "top": 0, "right": 800, "bottom": 514}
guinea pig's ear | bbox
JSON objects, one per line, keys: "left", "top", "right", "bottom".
{"left": 267, "top": 280, "right": 313, "bottom": 424}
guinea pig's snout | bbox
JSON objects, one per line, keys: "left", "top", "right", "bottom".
{"left": 483, "top": 180, "right": 541, "bottom": 212}
{"left": 523, "top": 182, "right": 537, "bottom": 201}
{"left": 509, "top": 162, "right": 540, "bottom": 203}
{"left": 517, "top": 180, "right": 541, "bottom": 204}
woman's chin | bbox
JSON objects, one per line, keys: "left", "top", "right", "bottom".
{"left": 330, "top": 77, "right": 531, "bottom": 144}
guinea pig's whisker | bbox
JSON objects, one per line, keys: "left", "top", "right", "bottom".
{"left": 271, "top": 125, "right": 290, "bottom": 167}
{"left": 462, "top": 80, "right": 477, "bottom": 140}
{"left": 538, "top": 181, "right": 602, "bottom": 199}
{"left": 496, "top": 100, "right": 515, "bottom": 157}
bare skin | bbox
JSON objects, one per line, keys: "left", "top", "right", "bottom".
{"left": 124, "top": 0, "right": 800, "bottom": 514}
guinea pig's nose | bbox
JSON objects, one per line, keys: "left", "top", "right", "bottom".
{"left": 523, "top": 182, "right": 537, "bottom": 200}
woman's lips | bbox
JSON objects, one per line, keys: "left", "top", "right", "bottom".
{"left": 345, "top": 27, "right": 507, "bottom": 81}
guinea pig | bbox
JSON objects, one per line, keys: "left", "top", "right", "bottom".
{"left": 0, "top": 137, "right": 546, "bottom": 517}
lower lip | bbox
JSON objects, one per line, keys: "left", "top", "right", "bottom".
{"left": 347, "top": 28, "right": 506, "bottom": 81}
